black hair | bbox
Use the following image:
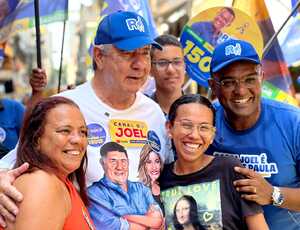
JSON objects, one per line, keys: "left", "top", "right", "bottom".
{"left": 150, "top": 34, "right": 182, "bottom": 58}
{"left": 173, "top": 195, "right": 204, "bottom": 230}
{"left": 100, "top": 141, "right": 128, "bottom": 158}
{"left": 221, "top": 7, "right": 235, "bottom": 18}
{"left": 155, "top": 34, "right": 181, "bottom": 47}
{"left": 168, "top": 94, "right": 216, "bottom": 126}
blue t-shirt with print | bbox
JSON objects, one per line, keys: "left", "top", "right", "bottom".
{"left": 207, "top": 98, "right": 300, "bottom": 230}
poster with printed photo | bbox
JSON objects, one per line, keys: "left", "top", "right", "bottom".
{"left": 180, "top": 6, "right": 263, "bottom": 87}
{"left": 161, "top": 180, "right": 222, "bottom": 230}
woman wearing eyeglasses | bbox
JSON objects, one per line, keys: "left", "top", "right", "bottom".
{"left": 159, "top": 94, "right": 269, "bottom": 230}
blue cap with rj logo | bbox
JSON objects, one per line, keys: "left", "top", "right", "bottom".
{"left": 94, "top": 11, "right": 161, "bottom": 51}
{"left": 210, "top": 39, "right": 260, "bottom": 73}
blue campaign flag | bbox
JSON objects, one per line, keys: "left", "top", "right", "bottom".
{"left": 291, "top": 0, "right": 297, "bottom": 7}
{"left": 279, "top": 0, "right": 300, "bottom": 65}
{"left": 180, "top": 25, "right": 214, "bottom": 87}
{"left": 101, "top": 0, "right": 158, "bottom": 39}
{"left": 291, "top": 0, "right": 299, "bottom": 16}
{"left": 280, "top": 16, "right": 300, "bottom": 65}
{"left": 0, "top": 0, "right": 68, "bottom": 42}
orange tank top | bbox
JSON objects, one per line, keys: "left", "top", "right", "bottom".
{"left": 0, "top": 179, "right": 95, "bottom": 230}
{"left": 63, "top": 179, "right": 95, "bottom": 230}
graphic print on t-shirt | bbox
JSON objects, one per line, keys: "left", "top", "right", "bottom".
{"left": 109, "top": 119, "right": 148, "bottom": 147}
{"left": 161, "top": 180, "right": 222, "bottom": 229}
{"left": 213, "top": 151, "right": 278, "bottom": 178}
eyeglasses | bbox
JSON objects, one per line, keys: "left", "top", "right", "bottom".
{"left": 152, "top": 58, "right": 184, "bottom": 70}
{"left": 214, "top": 73, "right": 262, "bottom": 91}
{"left": 174, "top": 120, "right": 216, "bottom": 136}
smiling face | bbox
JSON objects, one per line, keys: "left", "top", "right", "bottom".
{"left": 175, "top": 198, "right": 191, "bottom": 225}
{"left": 38, "top": 104, "right": 87, "bottom": 177}
{"left": 145, "top": 151, "right": 161, "bottom": 182}
{"left": 210, "top": 61, "right": 262, "bottom": 126}
{"left": 102, "top": 151, "right": 129, "bottom": 187}
{"left": 213, "top": 8, "right": 235, "bottom": 31}
{"left": 167, "top": 103, "right": 215, "bottom": 164}
{"left": 151, "top": 45, "right": 185, "bottom": 93}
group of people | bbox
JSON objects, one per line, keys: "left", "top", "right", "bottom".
{"left": 0, "top": 9, "right": 299, "bottom": 230}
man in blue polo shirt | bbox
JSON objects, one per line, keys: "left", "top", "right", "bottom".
{"left": 208, "top": 39, "right": 300, "bottom": 229}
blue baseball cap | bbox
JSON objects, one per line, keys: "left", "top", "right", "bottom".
{"left": 94, "top": 11, "right": 161, "bottom": 51}
{"left": 210, "top": 39, "right": 260, "bottom": 73}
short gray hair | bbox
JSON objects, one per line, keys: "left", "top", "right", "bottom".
{"left": 92, "top": 44, "right": 112, "bottom": 70}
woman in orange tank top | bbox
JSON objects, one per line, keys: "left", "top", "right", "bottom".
{"left": 4, "top": 97, "right": 94, "bottom": 230}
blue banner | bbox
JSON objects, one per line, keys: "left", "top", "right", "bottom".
{"left": 180, "top": 25, "right": 214, "bottom": 87}
{"left": 279, "top": 0, "right": 300, "bottom": 66}
{"left": 280, "top": 16, "right": 300, "bottom": 66}
{"left": 291, "top": 0, "right": 299, "bottom": 16}
{"left": 101, "top": 0, "right": 158, "bottom": 39}
{"left": 0, "top": 0, "right": 68, "bottom": 42}
{"left": 291, "top": 0, "right": 298, "bottom": 7}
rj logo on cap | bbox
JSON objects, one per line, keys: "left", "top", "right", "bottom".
{"left": 126, "top": 16, "right": 145, "bottom": 32}
{"left": 225, "top": 43, "right": 241, "bottom": 56}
